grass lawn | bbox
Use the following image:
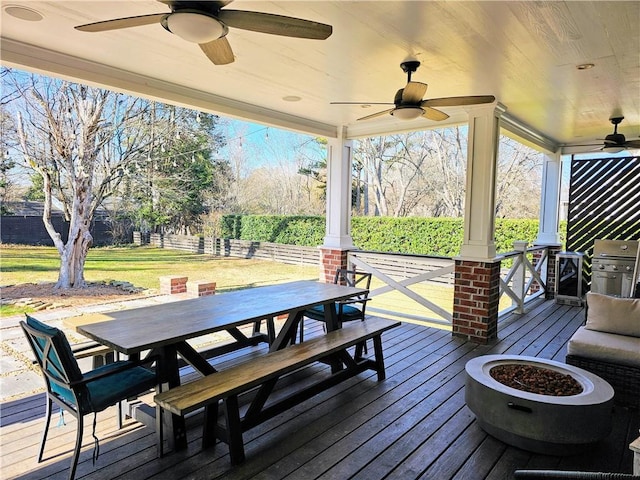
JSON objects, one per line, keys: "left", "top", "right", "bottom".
{"left": 1, "top": 244, "right": 512, "bottom": 327}
{"left": 1, "top": 245, "right": 320, "bottom": 314}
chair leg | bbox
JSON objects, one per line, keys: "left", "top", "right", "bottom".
{"left": 38, "top": 397, "right": 53, "bottom": 462}
{"left": 68, "top": 415, "right": 83, "bottom": 480}
{"left": 117, "top": 401, "right": 123, "bottom": 429}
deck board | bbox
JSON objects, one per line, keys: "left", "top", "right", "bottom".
{"left": 2, "top": 299, "right": 639, "bottom": 480}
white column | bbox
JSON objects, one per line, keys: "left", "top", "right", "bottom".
{"left": 459, "top": 104, "right": 504, "bottom": 260}
{"left": 323, "top": 129, "right": 355, "bottom": 249}
{"left": 535, "top": 151, "right": 562, "bottom": 245}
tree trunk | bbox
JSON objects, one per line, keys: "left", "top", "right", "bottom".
{"left": 38, "top": 167, "right": 94, "bottom": 289}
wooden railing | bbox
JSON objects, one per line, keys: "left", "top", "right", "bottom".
{"left": 347, "top": 250, "right": 455, "bottom": 327}
{"left": 142, "top": 233, "right": 549, "bottom": 326}
{"left": 497, "top": 243, "right": 548, "bottom": 317}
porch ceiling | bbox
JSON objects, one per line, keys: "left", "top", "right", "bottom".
{"left": 1, "top": 1, "right": 639, "bottom": 152}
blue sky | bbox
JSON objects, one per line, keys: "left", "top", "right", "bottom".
{"left": 219, "top": 118, "right": 325, "bottom": 172}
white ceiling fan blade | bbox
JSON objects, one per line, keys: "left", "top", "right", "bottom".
{"left": 218, "top": 10, "right": 332, "bottom": 39}
{"left": 75, "top": 13, "right": 166, "bottom": 32}
{"left": 402, "top": 82, "right": 427, "bottom": 104}
{"left": 357, "top": 108, "right": 394, "bottom": 121}
{"left": 200, "top": 37, "right": 234, "bottom": 65}
{"left": 422, "top": 107, "right": 449, "bottom": 121}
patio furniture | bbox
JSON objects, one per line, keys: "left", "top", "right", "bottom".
{"left": 74, "top": 280, "right": 366, "bottom": 453}
{"left": 299, "top": 269, "right": 372, "bottom": 343}
{"left": 154, "top": 316, "right": 399, "bottom": 464}
{"left": 566, "top": 292, "right": 640, "bottom": 408}
{"left": 20, "top": 314, "right": 158, "bottom": 480}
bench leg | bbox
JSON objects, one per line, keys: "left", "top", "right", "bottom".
{"left": 373, "top": 335, "right": 386, "bottom": 381}
{"left": 202, "top": 401, "right": 219, "bottom": 449}
{"left": 156, "top": 404, "right": 165, "bottom": 458}
{"left": 223, "top": 395, "right": 245, "bottom": 465}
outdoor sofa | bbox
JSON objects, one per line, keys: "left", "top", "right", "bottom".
{"left": 566, "top": 292, "right": 640, "bottom": 408}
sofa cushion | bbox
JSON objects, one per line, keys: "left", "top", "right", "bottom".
{"left": 567, "top": 326, "right": 640, "bottom": 368}
{"left": 584, "top": 292, "right": 640, "bottom": 338}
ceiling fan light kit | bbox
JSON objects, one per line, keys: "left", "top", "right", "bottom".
{"left": 391, "top": 106, "right": 423, "bottom": 120}
{"left": 602, "top": 145, "right": 625, "bottom": 153}
{"left": 162, "top": 12, "right": 225, "bottom": 43}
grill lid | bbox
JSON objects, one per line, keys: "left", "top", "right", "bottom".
{"left": 593, "top": 239, "right": 639, "bottom": 259}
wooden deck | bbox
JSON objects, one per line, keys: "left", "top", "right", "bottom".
{"left": 2, "top": 299, "right": 638, "bottom": 479}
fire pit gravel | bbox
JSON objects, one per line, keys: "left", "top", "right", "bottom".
{"left": 490, "top": 364, "right": 583, "bottom": 396}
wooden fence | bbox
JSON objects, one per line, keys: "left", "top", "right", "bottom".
{"left": 143, "top": 233, "right": 320, "bottom": 266}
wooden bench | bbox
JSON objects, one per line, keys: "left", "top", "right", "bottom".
{"left": 154, "top": 316, "right": 400, "bottom": 464}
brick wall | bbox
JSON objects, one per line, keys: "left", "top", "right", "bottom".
{"left": 452, "top": 259, "right": 501, "bottom": 344}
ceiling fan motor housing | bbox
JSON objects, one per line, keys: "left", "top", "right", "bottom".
{"left": 605, "top": 133, "right": 625, "bottom": 145}
{"left": 394, "top": 89, "right": 406, "bottom": 106}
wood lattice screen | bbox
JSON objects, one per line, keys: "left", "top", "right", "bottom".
{"left": 566, "top": 155, "right": 640, "bottom": 285}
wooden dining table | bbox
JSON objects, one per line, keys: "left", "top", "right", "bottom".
{"left": 73, "top": 280, "right": 366, "bottom": 451}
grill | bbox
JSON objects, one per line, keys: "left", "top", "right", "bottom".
{"left": 591, "top": 239, "right": 639, "bottom": 297}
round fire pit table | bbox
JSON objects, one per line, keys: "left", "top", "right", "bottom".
{"left": 465, "top": 355, "right": 614, "bottom": 455}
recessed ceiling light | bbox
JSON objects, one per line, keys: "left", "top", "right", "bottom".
{"left": 576, "top": 63, "right": 595, "bottom": 70}
{"left": 361, "top": 105, "right": 372, "bottom": 109}
{"left": 282, "top": 96, "right": 301, "bottom": 102}
{"left": 3, "top": 5, "right": 44, "bottom": 21}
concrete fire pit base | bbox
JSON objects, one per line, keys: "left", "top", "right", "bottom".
{"left": 465, "top": 355, "right": 614, "bottom": 456}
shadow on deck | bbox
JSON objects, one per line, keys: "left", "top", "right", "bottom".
{"left": 2, "top": 299, "right": 638, "bottom": 479}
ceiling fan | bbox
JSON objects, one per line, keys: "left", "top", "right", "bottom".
{"left": 569, "top": 117, "right": 640, "bottom": 152}
{"left": 331, "top": 60, "right": 495, "bottom": 121}
{"left": 74, "top": 0, "right": 332, "bottom": 66}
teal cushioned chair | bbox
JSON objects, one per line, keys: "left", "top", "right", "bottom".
{"left": 20, "top": 315, "right": 158, "bottom": 480}
{"left": 300, "top": 269, "right": 372, "bottom": 343}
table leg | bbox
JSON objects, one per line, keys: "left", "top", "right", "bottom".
{"left": 269, "top": 310, "right": 303, "bottom": 351}
{"left": 323, "top": 301, "right": 339, "bottom": 331}
{"left": 175, "top": 341, "right": 216, "bottom": 375}
{"left": 161, "top": 345, "right": 188, "bottom": 452}
{"left": 323, "top": 302, "right": 344, "bottom": 372}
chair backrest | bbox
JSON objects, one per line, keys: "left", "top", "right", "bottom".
{"left": 334, "top": 269, "right": 372, "bottom": 297}
{"left": 21, "top": 315, "right": 84, "bottom": 410}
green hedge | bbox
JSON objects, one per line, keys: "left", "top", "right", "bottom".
{"left": 220, "top": 214, "right": 566, "bottom": 256}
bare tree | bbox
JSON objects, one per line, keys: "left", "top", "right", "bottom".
{"left": 355, "top": 127, "right": 542, "bottom": 218}
{"left": 12, "top": 72, "right": 154, "bottom": 289}
{"left": 356, "top": 131, "right": 450, "bottom": 217}
{"left": 495, "top": 137, "right": 543, "bottom": 218}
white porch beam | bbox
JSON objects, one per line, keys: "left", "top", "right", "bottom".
{"left": 535, "top": 151, "right": 563, "bottom": 245}
{"left": 323, "top": 129, "right": 355, "bottom": 249}
{"left": 500, "top": 112, "right": 559, "bottom": 154}
{"left": 1, "top": 38, "right": 338, "bottom": 139}
{"left": 459, "top": 104, "right": 506, "bottom": 260}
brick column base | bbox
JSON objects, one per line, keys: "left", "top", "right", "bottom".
{"left": 452, "top": 259, "right": 501, "bottom": 344}
{"left": 319, "top": 247, "right": 349, "bottom": 283}
{"left": 187, "top": 280, "right": 216, "bottom": 297}
{"left": 159, "top": 275, "right": 188, "bottom": 295}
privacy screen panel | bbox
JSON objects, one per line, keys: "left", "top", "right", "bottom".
{"left": 566, "top": 155, "right": 640, "bottom": 285}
